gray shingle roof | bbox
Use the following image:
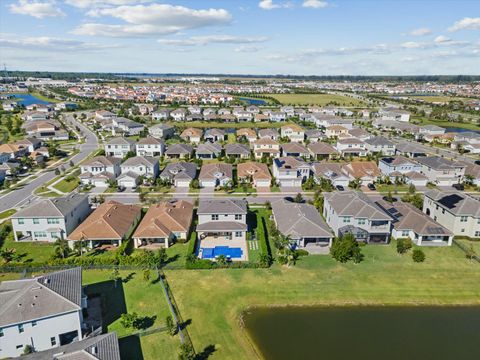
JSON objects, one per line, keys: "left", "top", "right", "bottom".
{"left": 198, "top": 199, "right": 247, "bottom": 214}
{"left": 12, "top": 194, "right": 88, "bottom": 218}
{"left": 197, "top": 221, "right": 247, "bottom": 231}
{"left": 106, "top": 137, "right": 134, "bottom": 145}
{"left": 165, "top": 143, "right": 193, "bottom": 155}
{"left": 365, "top": 136, "right": 395, "bottom": 146}
{"left": 22, "top": 333, "right": 121, "bottom": 360}
{"left": 121, "top": 156, "right": 157, "bottom": 167}
{"left": 196, "top": 142, "right": 222, "bottom": 155}
{"left": 272, "top": 200, "right": 332, "bottom": 239}
{"left": 160, "top": 162, "right": 196, "bottom": 181}
{"left": 0, "top": 268, "right": 82, "bottom": 327}
{"left": 324, "top": 191, "right": 392, "bottom": 220}
{"left": 424, "top": 189, "right": 480, "bottom": 217}
{"left": 225, "top": 143, "right": 250, "bottom": 155}
{"left": 415, "top": 156, "right": 464, "bottom": 170}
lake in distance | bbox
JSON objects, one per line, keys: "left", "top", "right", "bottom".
{"left": 244, "top": 306, "right": 480, "bottom": 360}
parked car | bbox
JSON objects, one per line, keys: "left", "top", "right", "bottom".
{"left": 336, "top": 185, "right": 345, "bottom": 191}
{"left": 452, "top": 183, "right": 464, "bottom": 191}
{"left": 367, "top": 183, "right": 376, "bottom": 191}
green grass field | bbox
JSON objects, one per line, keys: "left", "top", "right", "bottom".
{"left": 170, "top": 121, "right": 290, "bottom": 129}
{"left": 400, "top": 95, "right": 471, "bottom": 103}
{"left": 0, "top": 209, "right": 16, "bottom": 220}
{"left": 1, "top": 227, "right": 55, "bottom": 264}
{"left": 266, "top": 93, "right": 367, "bottom": 107}
{"left": 412, "top": 117, "right": 480, "bottom": 131}
{"left": 165, "top": 243, "right": 480, "bottom": 359}
{"left": 53, "top": 177, "right": 80, "bottom": 193}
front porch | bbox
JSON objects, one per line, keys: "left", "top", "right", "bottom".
{"left": 134, "top": 236, "right": 169, "bottom": 249}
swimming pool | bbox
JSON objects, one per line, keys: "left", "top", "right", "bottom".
{"left": 201, "top": 246, "right": 243, "bottom": 259}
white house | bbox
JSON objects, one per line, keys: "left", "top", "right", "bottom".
{"left": 79, "top": 156, "right": 121, "bottom": 187}
{"left": 104, "top": 137, "right": 135, "bottom": 158}
{"left": 0, "top": 268, "right": 87, "bottom": 358}
{"left": 11, "top": 194, "right": 91, "bottom": 242}
{"left": 272, "top": 157, "right": 310, "bottom": 187}
{"left": 135, "top": 136, "right": 165, "bottom": 157}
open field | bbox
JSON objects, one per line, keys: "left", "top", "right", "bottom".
{"left": 1, "top": 227, "right": 55, "bottom": 263}
{"left": 412, "top": 117, "right": 480, "bottom": 131}
{"left": 168, "top": 121, "right": 290, "bottom": 129}
{"left": 165, "top": 242, "right": 480, "bottom": 359}
{"left": 398, "top": 95, "right": 472, "bottom": 103}
{"left": 266, "top": 93, "right": 367, "bottom": 107}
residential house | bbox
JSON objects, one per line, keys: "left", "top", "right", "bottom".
{"left": 218, "top": 108, "right": 231, "bottom": 115}
{"left": 67, "top": 201, "right": 142, "bottom": 248}
{"left": 415, "top": 156, "right": 465, "bottom": 186}
{"left": 379, "top": 107, "right": 410, "bottom": 122}
{"left": 204, "top": 128, "right": 226, "bottom": 142}
{"left": 348, "top": 128, "right": 371, "bottom": 141}
{"left": 11, "top": 194, "right": 91, "bottom": 242}
{"left": 79, "top": 156, "right": 121, "bottom": 187}
{"left": 376, "top": 199, "right": 453, "bottom": 246}
{"left": 308, "top": 142, "right": 338, "bottom": 160}
{"left": 254, "top": 113, "right": 269, "bottom": 122}
{"left": 305, "top": 129, "right": 324, "bottom": 143}
{"left": 335, "top": 138, "right": 368, "bottom": 157}
{"left": 188, "top": 105, "right": 202, "bottom": 115}
{"left": 378, "top": 156, "right": 427, "bottom": 186}
{"left": 160, "top": 162, "right": 197, "bottom": 187}
{"left": 423, "top": 189, "right": 480, "bottom": 238}
{"left": 325, "top": 125, "right": 349, "bottom": 138}
{"left": 199, "top": 163, "right": 233, "bottom": 188}
{"left": 196, "top": 199, "right": 248, "bottom": 261}
{"left": 237, "top": 162, "right": 271, "bottom": 188}
{"left": 165, "top": 144, "right": 193, "bottom": 159}
{"left": 23, "top": 121, "right": 68, "bottom": 140}
{"left": 246, "top": 105, "right": 260, "bottom": 114}
{"left": 258, "top": 128, "right": 279, "bottom": 140}
{"left": 252, "top": 138, "right": 281, "bottom": 159}
{"left": 180, "top": 127, "right": 202, "bottom": 143}
{"left": 272, "top": 200, "right": 333, "bottom": 249}
{"left": 95, "top": 110, "right": 116, "bottom": 121}
{"left": 235, "top": 111, "right": 253, "bottom": 122}
{"left": 343, "top": 161, "right": 381, "bottom": 185}
{"left": 21, "top": 333, "right": 121, "bottom": 360}
{"left": 311, "top": 162, "right": 351, "bottom": 188}
{"left": 0, "top": 268, "right": 87, "bottom": 358}
{"left": 395, "top": 142, "right": 427, "bottom": 157}
{"left": 133, "top": 200, "right": 193, "bottom": 248}
{"left": 171, "top": 108, "right": 187, "bottom": 121}
{"left": 462, "top": 162, "right": 480, "bottom": 186}
{"left": 0, "top": 143, "right": 28, "bottom": 159}
{"left": 196, "top": 142, "right": 223, "bottom": 159}
{"left": 281, "top": 142, "right": 309, "bottom": 158}
{"left": 151, "top": 108, "right": 171, "bottom": 121}
{"left": 365, "top": 136, "right": 396, "bottom": 155}
{"left": 111, "top": 117, "right": 144, "bottom": 136}
{"left": 119, "top": 156, "right": 159, "bottom": 187}
{"left": 104, "top": 137, "right": 135, "bottom": 158}
{"left": 15, "top": 138, "right": 42, "bottom": 153}
{"left": 148, "top": 123, "right": 174, "bottom": 139}
{"left": 236, "top": 128, "right": 257, "bottom": 143}
{"left": 419, "top": 125, "right": 446, "bottom": 142}
{"left": 323, "top": 191, "right": 393, "bottom": 243}
{"left": 22, "top": 111, "right": 49, "bottom": 122}
{"left": 272, "top": 157, "right": 310, "bottom": 187}
{"left": 135, "top": 137, "right": 165, "bottom": 157}
{"left": 270, "top": 111, "right": 287, "bottom": 122}
{"left": 225, "top": 143, "right": 251, "bottom": 159}
{"left": 280, "top": 124, "right": 304, "bottom": 142}
{"left": 280, "top": 106, "right": 295, "bottom": 117}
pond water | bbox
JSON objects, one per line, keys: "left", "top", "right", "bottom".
{"left": 244, "top": 306, "right": 480, "bottom": 360}
{"left": 444, "top": 127, "right": 480, "bottom": 134}
{"left": 5, "top": 93, "right": 51, "bottom": 106}
{"left": 238, "top": 97, "right": 267, "bottom": 106}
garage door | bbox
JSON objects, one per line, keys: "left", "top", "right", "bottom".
{"left": 280, "top": 179, "right": 296, "bottom": 187}
{"left": 176, "top": 180, "right": 191, "bottom": 187}
{"left": 119, "top": 179, "right": 136, "bottom": 188}
{"left": 93, "top": 179, "right": 107, "bottom": 187}
{"left": 201, "top": 180, "right": 216, "bottom": 187}
{"left": 255, "top": 179, "right": 271, "bottom": 187}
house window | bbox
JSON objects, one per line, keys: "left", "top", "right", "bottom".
{"left": 32, "top": 321, "right": 37, "bottom": 327}
{"left": 0, "top": 328, "right": 3, "bottom": 337}
{"left": 235, "top": 214, "right": 242, "bottom": 220}
{"left": 16, "top": 345, "right": 23, "bottom": 350}
{"left": 18, "top": 218, "right": 25, "bottom": 225}
{"left": 357, "top": 218, "right": 366, "bottom": 225}
{"left": 235, "top": 231, "right": 242, "bottom": 237}
{"left": 342, "top": 217, "right": 351, "bottom": 223}
{"left": 211, "top": 215, "right": 219, "bottom": 221}
{"left": 460, "top": 216, "right": 468, "bottom": 222}
{"left": 475, "top": 231, "right": 480, "bottom": 237}
{"left": 18, "top": 324, "right": 24, "bottom": 333}
{"left": 51, "top": 337, "right": 57, "bottom": 346}
{"left": 47, "top": 218, "right": 60, "bottom": 224}
{"left": 461, "top": 228, "right": 465, "bottom": 233}
{"left": 33, "top": 219, "right": 39, "bottom": 224}
{"left": 402, "top": 230, "right": 409, "bottom": 237}
{"left": 34, "top": 231, "right": 47, "bottom": 238}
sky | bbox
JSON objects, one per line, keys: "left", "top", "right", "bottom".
{"left": 0, "top": 0, "right": 479, "bottom": 75}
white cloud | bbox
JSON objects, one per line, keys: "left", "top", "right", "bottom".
{"left": 258, "top": 0, "right": 291, "bottom": 10}
{"left": 302, "top": 0, "right": 329, "bottom": 8}
{"left": 64, "top": 0, "right": 150, "bottom": 8}
{"left": 448, "top": 17, "right": 480, "bottom": 31}
{"left": 72, "top": 4, "right": 231, "bottom": 37}
{"left": 434, "top": 35, "right": 469, "bottom": 47}
{"left": 234, "top": 45, "right": 261, "bottom": 53}
{"left": 158, "top": 35, "right": 268, "bottom": 46}
{"left": 401, "top": 41, "right": 429, "bottom": 49}
{"left": 409, "top": 28, "right": 431, "bottom": 36}
{"left": 9, "top": 0, "right": 65, "bottom": 19}
{"left": 0, "top": 33, "right": 115, "bottom": 51}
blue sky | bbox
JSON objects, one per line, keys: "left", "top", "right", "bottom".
{"left": 1, "top": 0, "right": 479, "bottom": 74}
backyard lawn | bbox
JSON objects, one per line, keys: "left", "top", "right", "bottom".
{"left": 53, "top": 177, "right": 80, "bottom": 193}
{"left": 165, "top": 242, "right": 480, "bottom": 359}
{"left": 171, "top": 121, "right": 290, "bottom": 129}
{"left": 266, "top": 93, "right": 367, "bottom": 107}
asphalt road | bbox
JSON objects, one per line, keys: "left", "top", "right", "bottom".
{"left": 0, "top": 113, "right": 99, "bottom": 212}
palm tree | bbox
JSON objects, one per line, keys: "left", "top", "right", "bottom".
{"left": 54, "top": 238, "right": 70, "bottom": 259}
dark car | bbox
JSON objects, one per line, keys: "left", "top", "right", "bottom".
{"left": 452, "top": 183, "right": 464, "bottom": 191}
{"left": 367, "top": 183, "right": 376, "bottom": 191}
{"left": 336, "top": 185, "right": 345, "bottom": 191}
{"left": 475, "top": 160, "right": 480, "bottom": 166}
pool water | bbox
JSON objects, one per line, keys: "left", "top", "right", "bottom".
{"left": 201, "top": 246, "right": 243, "bottom": 259}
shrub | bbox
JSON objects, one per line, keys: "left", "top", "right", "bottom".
{"left": 396, "top": 238, "right": 413, "bottom": 255}
{"left": 330, "top": 233, "right": 362, "bottom": 263}
{"left": 412, "top": 249, "right": 426, "bottom": 263}
{"left": 295, "top": 249, "right": 309, "bottom": 257}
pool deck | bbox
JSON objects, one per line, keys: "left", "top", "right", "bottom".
{"left": 198, "top": 236, "right": 249, "bottom": 261}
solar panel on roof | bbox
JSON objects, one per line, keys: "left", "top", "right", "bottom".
{"left": 438, "top": 194, "right": 463, "bottom": 209}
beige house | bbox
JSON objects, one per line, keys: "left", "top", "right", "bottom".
{"left": 252, "top": 138, "right": 281, "bottom": 159}
{"left": 133, "top": 200, "right": 193, "bottom": 248}
{"left": 280, "top": 124, "right": 304, "bottom": 143}
{"left": 325, "top": 125, "right": 348, "bottom": 138}
{"left": 180, "top": 127, "right": 203, "bottom": 143}
{"left": 237, "top": 162, "right": 272, "bottom": 188}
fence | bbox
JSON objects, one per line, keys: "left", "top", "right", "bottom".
{"left": 452, "top": 239, "right": 480, "bottom": 263}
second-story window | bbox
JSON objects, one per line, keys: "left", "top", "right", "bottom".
{"left": 33, "top": 219, "right": 39, "bottom": 224}
{"left": 18, "top": 324, "right": 24, "bottom": 333}
{"left": 18, "top": 218, "right": 25, "bottom": 225}
{"left": 235, "top": 214, "right": 242, "bottom": 220}
{"left": 211, "top": 215, "right": 219, "bottom": 221}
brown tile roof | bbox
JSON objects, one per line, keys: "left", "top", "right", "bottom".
{"left": 344, "top": 161, "right": 381, "bottom": 178}
{"left": 180, "top": 127, "right": 202, "bottom": 138}
{"left": 133, "top": 200, "right": 193, "bottom": 239}
{"left": 253, "top": 138, "right": 279, "bottom": 146}
{"left": 237, "top": 128, "right": 256, "bottom": 137}
{"left": 199, "top": 163, "right": 233, "bottom": 180}
{"left": 67, "top": 201, "right": 141, "bottom": 241}
{"left": 281, "top": 124, "right": 304, "bottom": 132}
{"left": 237, "top": 162, "right": 272, "bottom": 181}
{"left": 308, "top": 142, "right": 338, "bottom": 155}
